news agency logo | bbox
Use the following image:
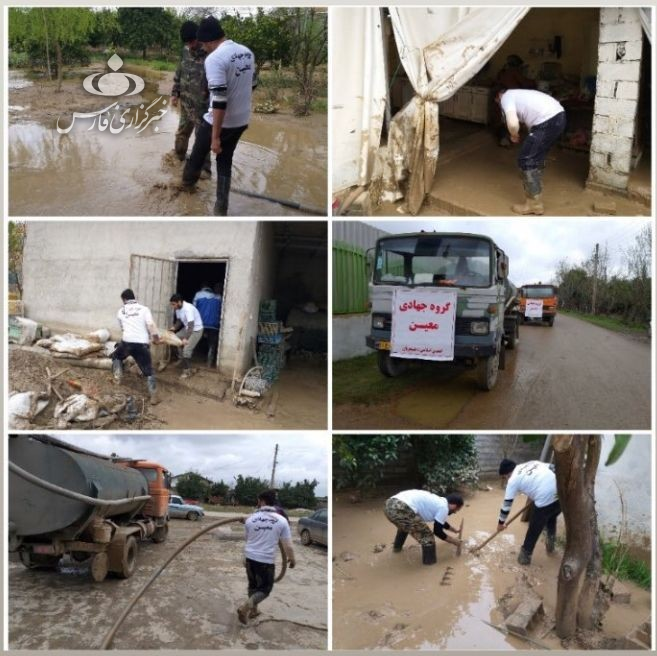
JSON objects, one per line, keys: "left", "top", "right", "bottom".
{"left": 56, "top": 55, "right": 168, "bottom": 135}
{"left": 82, "top": 53, "right": 145, "bottom": 96}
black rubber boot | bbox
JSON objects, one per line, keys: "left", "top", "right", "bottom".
{"left": 214, "top": 175, "right": 231, "bottom": 216}
{"left": 518, "top": 546, "right": 532, "bottom": 565}
{"left": 545, "top": 530, "right": 556, "bottom": 554}
{"left": 112, "top": 359, "right": 123, "bottom": 384}
{"left": 393, "top": 530, "right": 409, "bottom": 552}
{"left": 421, "top": 544, "right": 437, "bottom": 565}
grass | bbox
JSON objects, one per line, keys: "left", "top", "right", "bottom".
{"left": 333, "top": 353, "right": 436, "bottom": 406}
{"left": 200, "top": 504, "right": 313, "bottom": 518}
{"left": 562, "top": 309, "right": 648, "bottom": 334}
{"left": 602, "top": 541, "right": 651, "bottom": 590}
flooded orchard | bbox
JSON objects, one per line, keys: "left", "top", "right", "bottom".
{"left": 8, "top": 66, "right": 327, "bottom": 216}
{"left": 333, "top": 490, "right": 651, "bottom": 650}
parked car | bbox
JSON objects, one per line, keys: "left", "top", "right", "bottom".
{"left": 297, "top": 508, "right": 327, "bottom": 546}
{"left": 168, "top": 495, "right": 204, "bottom": 521}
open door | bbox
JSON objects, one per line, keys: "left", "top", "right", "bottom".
{"left": 129, "top": 254, "right": 177, "bottom": 330}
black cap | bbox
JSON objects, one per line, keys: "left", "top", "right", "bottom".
{"left": 180, "top": 21, "right": 198, "bottom": 43}
{"left": 499, "top": 459, "right": 516, "bottom": 476}
{"left": 197, "top": 16, "right": 225, "bottom": 43}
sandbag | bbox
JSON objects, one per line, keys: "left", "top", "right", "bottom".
{"left": 87, "top": 328, "right": 111, "bottom": 343}
{"left": 8, "top": 391, "right": 50, "bottom": 429}
{"left": 158, "top": 330, "right": 183, "bottom": 347}
{"left": 54, "top": 394, "right": 101, "bottom": 427}
{"left": 49, "top": 335, "right": 103, "bottom": 358}
{"left": 8, "top": 317, "right": 40, "bottom": 345}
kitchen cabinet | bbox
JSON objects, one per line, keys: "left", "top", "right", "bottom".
{"left": 439, "top": 85, "right": 490, "bottom": 124}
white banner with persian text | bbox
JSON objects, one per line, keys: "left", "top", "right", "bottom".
{"left": 391, "top": 288, "right": 458, "bottom": 361}
{"left": 525, "top": 299, "right": 544, "bottom": 318}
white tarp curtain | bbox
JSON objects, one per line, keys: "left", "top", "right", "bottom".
{"left": 331, "top": 8, "right": 387, "bottom": 192}
{"left": 383, "top": 7, "right": 529, "bottom": 214}
{"left": 639, "top": 8, "right": 652, "bottom": 44}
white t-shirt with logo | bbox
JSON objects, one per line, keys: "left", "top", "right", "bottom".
{"left": 504, "top": 461, "right": 557, "bottom": 508}
{"left": 500, "top": 89, "right": 564, "bottom": 130}
{"left": 204, "top": 39, "right": 255, "bottom": 129}
{"left": 245, "top": 507, "right": 292, "bottom": 564}
{"left": 117, "top": 300, "right": 156, "bottom": 344}
{"left": 175, "top": 301, "right": 204, "bottom": 332}
{"left": 393, "top": 489, "right": 448, "bottom": 524}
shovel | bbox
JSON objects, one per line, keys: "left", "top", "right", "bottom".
{"left": 469, "top": 501, "right": 532, "bottom": 555}
{"left": 456, "top": 518, "right": 464, "bottom": 557}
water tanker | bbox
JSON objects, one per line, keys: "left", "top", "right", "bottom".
{"left": 8, "top": 434, "right": 171, "bottom": 582}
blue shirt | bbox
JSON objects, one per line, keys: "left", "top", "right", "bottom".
{"left": 193, "top": 288, "right": 221, "bottom": 330}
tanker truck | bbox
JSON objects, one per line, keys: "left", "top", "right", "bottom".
{"left": 8, "top": 434, "right": 171, "bottom": 582}
{"left": 367, "top": 232, "right": 520, "bottom": 390}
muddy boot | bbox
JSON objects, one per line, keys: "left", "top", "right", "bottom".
{"left": 200, "top": 153, "right": 213, "bottom": 179}
{"left": 180, "top": 359, "right": 193, "bottom": 379}
{"left": 393, "top": 530, "right": 409, "bottom": 553}
{"left": 237, "top": 599, "right": 253, "bottom": 625}
{"left": 214, "top": 175, "right": 231, "bottom": 216}
{"left": 517, "top": 547, "right": 532, "bottom": 565}
{"left": 249, "top": 606, "right": 261, "bottom": 619}
{"left": 174, "top": 135, "right": 188, "bottom": 162}
{"left": 512, "top": 169, "right": 544, "bottom": 215}
{"left": 545, "top": 530, "right": 556, "bottom": 554}
{"left": 421, "top": 544, "right": 437, "bottom": 565}
{"left": 147, "top": 376, "right": 160, "bottom": 405}
{"left": 112, "top": 359, "right": 123, "bottom": 384}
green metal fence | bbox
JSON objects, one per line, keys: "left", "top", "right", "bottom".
{"left": 333, "top": 241, "right": 369, "bottom": 315}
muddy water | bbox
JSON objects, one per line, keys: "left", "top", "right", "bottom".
{"left": 8, "top": 68, "right": 327, "bottom": 216}
{"left": 333, "top": 490, "right": 651, "bottom": 649}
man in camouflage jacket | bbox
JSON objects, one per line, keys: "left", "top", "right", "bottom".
{"left": 171, "top": 21, "right": 211, "bottom": 174}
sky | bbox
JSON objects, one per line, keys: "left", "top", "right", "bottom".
{"left": 60, "top": 433, "right": 329, "bottom": 496}
{"left": 364, "top": 218, "right": 650, "bottom": 286}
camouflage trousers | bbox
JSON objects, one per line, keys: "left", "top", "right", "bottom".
{"left": 384, "top": 497, "right": 435, "bottom": 547}
{"left": 175, "top": 104, "right": 210, "bottom": 172}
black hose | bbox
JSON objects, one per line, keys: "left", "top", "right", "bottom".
{"left": 232, "top": 188, "right": 325, "bottom": 215}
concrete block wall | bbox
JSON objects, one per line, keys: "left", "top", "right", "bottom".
{"left": 587, "top": 7, "right": 643, "bottom": 192}
{"left": 475, "top": 436, "right": 544, "bottom": 477}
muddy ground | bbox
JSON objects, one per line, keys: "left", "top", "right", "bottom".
{"left": 9, "top": 346, "right": 327, "bottom": 430}
{"left": 8, "top": 66, "right": 327, "bottom": 216}
{"left": 333, "top": 313, "right": 651, "bottom": 430}
{"left": 369, "top": 118, "right": 650, "bottom": 217}
{"left": 333, "top": 489, "right": 651, "bottom": 650}
{"left": 8, "top": 515, "right": 327, "bottom": 649}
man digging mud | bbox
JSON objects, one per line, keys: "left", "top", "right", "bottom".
{"left": 170, "top": 21, "right": 212, "bottom": 178}
{"left": 384, "top": 490, "right": 463, "bottom": 565}
{"left": 496, "top": 459, "right": 561, "bottom": 565}
{"left": 112, "top": 289, "right": 161, "bottom": 405}
{"left": 495, "top": 88, "right": 566, "bottom": 215}
{"left": 182, "top": 16, "right": 257, "bottom": 215}
{"left": 237, "top": 490, "right": 296, "bottom": 625}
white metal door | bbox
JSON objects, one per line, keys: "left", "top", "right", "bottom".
{"left": 129, "top": 255, "right": 178, "bottom": 331}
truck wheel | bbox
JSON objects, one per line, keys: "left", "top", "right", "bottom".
{"left": 90, "top": 552, "right": 109, "bottom": 582}
{"left": 547, "top": 317, "right": 555, "bottom": 327}
{"left": 377, "top": 351, "right": 408, "bottom": 377}
{"left": 476, "top": 352, "right": 499, "bottom": 391}
{"left": 151, "top": 523, "right": 169, "bottom": 544}
{"left": 116, "top": 536, "right": 138, "bottom": 579}
{"left": 300, "top": 529, "right": 312, "bottom": 546}
{"left": 187, "top": 511, "right": 201, "bottom": 521}
{"left": 19, "top": 552, "right": 60, "bottom": 570}
{"left": 506, "top": 325, "right": 517, "bottom": 350}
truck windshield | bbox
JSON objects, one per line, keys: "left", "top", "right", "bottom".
{"left": 374, "top": 235, "right": 492, "bottom": 288}
{"left": 523, "top": 286, "right": 557, "bottom": 298}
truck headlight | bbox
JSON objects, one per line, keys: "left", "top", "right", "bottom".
{"left": 372, "top": 315, "right": 385, "bottom": 329}
{"left": 470, "top": 321, "right": 489, "bottom": 335}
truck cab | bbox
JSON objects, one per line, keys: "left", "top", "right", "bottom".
{"left": 124, "top": 459, "right": 171, "bottom": 542}
{"left": 366, "top": 232, "right": 518, "bottom": 390}
{"left": 519, "top": 284, "right": 558, "bottom": 326}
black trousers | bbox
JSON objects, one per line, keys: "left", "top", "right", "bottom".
{"left": 112, "top": 342, "right": 153, "bottom": 377}
{"left": 183, "top": 119, "right": 247, "bottom": 184}
{"left": 522, "top": 500, "right": 561, "bottom": 554}
{"left": 245, "top": 558, "right": 275, "bottom": 601}
{"left": 518, "top": 111, "right": 566, "bottom": 170}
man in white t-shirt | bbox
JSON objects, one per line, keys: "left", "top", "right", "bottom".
{"left": 113, "top": 288, "right": 161, "bottom": 404}
{"left": 495, "top": 88, "right": 566, "bottom": 215}
{"left": 237, "top": 490, "right": 296, "bottom": 624}
{"left": 497, "top": 459, "right": 561, "bottom": 565}
{"left": 182, "top": 16, "right": 257, "bottom": 216}
{"left": 169, "top": 293, "right": 204, "bottom": 379}
{"left": 384, "top": 489, "right": 464, "bottom": 565}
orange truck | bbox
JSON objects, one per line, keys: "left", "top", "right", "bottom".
{"left": 519, "top": 284, "right": 559, "bottom": 327}
{"left": 8, "top": 434, "right": 171, "bottom": 582}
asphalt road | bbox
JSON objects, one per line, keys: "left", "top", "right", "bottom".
{"left": 334, "top": 313, "right": 651, "bottom": 430}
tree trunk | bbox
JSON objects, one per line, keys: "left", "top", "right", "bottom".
{"left": 41, "top": 9, "right": 52, "bottom": 81}
{"left": 553, "top": 435, "right": 602, "bottom": 640}
{"left": 55, "top": 40, "right": 63, "bottom": 93}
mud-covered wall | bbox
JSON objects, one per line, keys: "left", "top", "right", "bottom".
{"left": 22, "top": 221, "right": 260, "bottom": 377}
{"left": 488, "top": 8, "right": 599, "bottom": 80}
{"left": 596, "top": 434, "right": 651, "bottom": 547}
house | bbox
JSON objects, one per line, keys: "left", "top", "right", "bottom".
{"left": 20, "top": 221, "right": 327, "bottom": 378}
{"left": 332, "top": 7, "right": 652, "bottom": 215}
